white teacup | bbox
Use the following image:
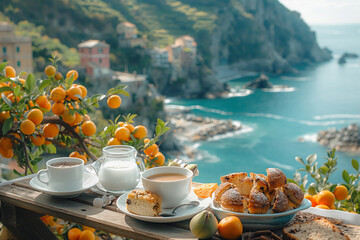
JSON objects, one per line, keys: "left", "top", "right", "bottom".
{"left": 37, "top": 157, "right": 84, "bottom": 192}
{"left": 141, "top": 166, "right": 193, "bottom": 208}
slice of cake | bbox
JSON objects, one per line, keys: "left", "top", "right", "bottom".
{"left": 126, "top": 189, "right": 161, "bottom": 217}
{"left": 283, "top": 218, "right": 350, "bottom": 240}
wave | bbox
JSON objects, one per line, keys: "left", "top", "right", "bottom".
{"left": 299, "top": 134, "right": 318, "bottom": 143}
{"left": 244, "top": 113, "right": 357, "bottom": 126}
{"left": 207, "top": 124, "right": 254, "bottom": 142}
{"left": 313, "top": 114, "right": 360, "bottom": 120}
{"left": 225, "top": 89, "right": 253, "bottom": 98}
{"left": 262, "top": 87, "right": 296, "bottom": 93}
{"left": 165, "top": 104, "right": 233, "bottom": 116}
{"left": 280, "top": 76, "right": 309, "bottom": 81}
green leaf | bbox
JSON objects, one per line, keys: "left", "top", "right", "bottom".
{"left": 329, "top": 184, "right": 337, "bottom": 192}
{"left": 65, "top": 74, "right": 75, "bottom": 87}
{"left": 352, "top": 159, "right": 359, "bottom": 171}
{"left": 0, "top": 86, "right": 12, "bottom": 94}
{"left": 2, "top": 116, "right": 14, "bottom": 135}
{"left": 13, "top": 85, "right": 20, "bottom": 96}
{"left": 38, "top": 79, "right": 51, "bottom": 91}
{"left": 295, "top": 157, "right": 304, "bottom": 165}
{"left": 319, "top": 166, "right": 329, "bottom": 175}
{"left": 1, "top": 94, "right": 12, "bottom": 108}
{"left": 0, "top": 77, "right": 11, "bottom": 83}
{"left": 0, "top": 62, "right": 8, "bottom": 72}
{"left": 306, "top": 153, "right": 317, "bottom": 165}
{"left": 25, "top": 74, "right": 36, "bottom": 93}
{"left": 47, "top": 144, "right": 57, "bottom": 154}
{"left": 342, "top": 170, "right": 350, "bottom": 184}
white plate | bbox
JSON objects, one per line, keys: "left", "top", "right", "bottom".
{"left": 117, "top": 190, "right": 211, "bottom": 223}
{"left": 30, "top": 171, "right": 99, "bottom": 198}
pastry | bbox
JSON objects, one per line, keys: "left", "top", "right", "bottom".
{"left": 248, "top": 189, "right": 270, "bottom": 214}
{"left": 272, "top": 188, "right": 289, "bottom": 213}
{"left": 283, "top": 218, "right": 350, "bottom": 240}
{"left": 237, "top": 177, "right": 253, "bottom": 197}
{"left": 282, "top": 183, "right": 304, "bottom": 209}
{"left": 220, "top": 172, "right": 247, "bottom": 186}
{"left": 126, "top": 189, "right": 161, "bottom": 217}
{"left": 252, "top": 175, "right": 269, "bottom": 193}
{"left": 266, "top": 168, "right": 287, "bottom": 190}
{"left": 213, "top": 182, "right": 237, "bottom": 204}
{"left": 220, "top": 188, "right": 245, "bottom": 213}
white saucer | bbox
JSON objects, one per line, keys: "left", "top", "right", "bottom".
{"left": 116, "top": 190, "right": 211, "bottom": 223}
{"left": 30, "top": 171, "right": 99, "bottom": 198}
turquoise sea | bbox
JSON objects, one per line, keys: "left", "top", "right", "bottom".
{"left": 167, "top": 24, "right": 360, "bottom": 184}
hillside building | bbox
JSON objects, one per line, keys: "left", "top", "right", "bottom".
{"left": 116, "top": 22, "right": 146, "bottom": 48}
{"left": 0, "top": 22, "right": 33, "bottom": 73}
{"left": 150, "top": 47, "right": 169, "bottom": 68}
{"left": 78, "top": 40, "right": 111, "bottom": 77}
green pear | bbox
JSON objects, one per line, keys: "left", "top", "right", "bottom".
{"left": 190, "top": 210, "right": 218, "bottom": 239}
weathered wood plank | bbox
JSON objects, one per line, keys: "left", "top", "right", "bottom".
{"left": 0, "top": 184, "right": 197, "bottom": 240}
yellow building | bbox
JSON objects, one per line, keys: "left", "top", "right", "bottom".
{"left": 0, "top": 22, "right": 33, "bottom": 73}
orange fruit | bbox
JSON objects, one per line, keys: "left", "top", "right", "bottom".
{"left": 54, "top": 72, "right": 63, "bottom": 81}
{"left": 30, "top": 134, "right": 45, "bottom": 146}
{"left": 40, "top": 215, "right": 54, "bottom": 225}
{"left": 27, "top": 109, "right": 43, "bottom": 125}
{"left": 77, "top": 155, "right": 87, "bottom": 164}
{"left": 70, "top": 113, "right": 83, "bottom": 126}
{"left": 69, "top": 151, "right": 80, "bottom": 158}
{"left": 107, "top": 95, "right": 121, "bottom": 109}
{"left": 193, "top": 183, "right": 219, "bottom": 199}
{"left": 7, "top": 93, "right": 21, "bottom": 103}
{"left": 74, "top": 126, "right": 80, "bottom": 133}
{"left": 123, "top": 123, "right": 135, "bottom": 133}
{"left": 42, "top": 101, "right": 51, "bottom": 112}
{"left": 218, "top": 216, "right": 243, "bottom": 240}
{"left": 115, "top": 127, "right": 131, "bottom": 141}
{"left": 56, "top": 225, "right": 64, "bottom": 235}
{"left": 43, "top": 123, "right": 59, "bottom": 138}
{"left": 82, "top": 226, "right": 95, "bottom": 232}
{"left": 83, "top": 114, "right": 90, "bottom": 121}
{"left": 52, "top": 102, "right": 66, "bottom": 116}
{"left": 304, "top": 194, "right": 317, "bottom": 207}
{"left": 44, "top": 65, "right": 56, "bottom": 77}
{"left": 5, "top": 66, "right": 16, "bottom": 78}
{"left": 19, "top": 78, "right": 26, "bottom": 86}
{"left": 133, "top": 125, "right": 147, "bottom": 139}
{"left": 78, "top": 85, "right": 87, "bottom": 98}
{"left": 79, "top": 230, "right": 95, "bottom": 240}
{"left": 0, "top": 111, "right": 10, "bottom": 123}
{"left": 36, "top": 95, "right": 49, "bottom": 108}
{"left": 333, "top": 185, "right": 349, "bottom": 201}
{"left": 81, "top": 121, "right": 96, "bottom": 136}
{"left": 68, "top": 227, "right": 82, "bottom": 240}
{"left": 316, "top": 204, "right": 330, "bottom": 209}
{"left": 67, "top": 87, "right": 82, "bottom": 100}
{"left": 144, "top": 143, "right": 159, "bottom": 156}
{"left": 20, "top": 119, "right": 35, "bottom": 135}
{"left": 118, "top": 121, "right": 125, "bottom": 127}
{"left": 66, "top": 70, "right": 79, "bottom": 81}
{"left": 50, "top": 87, "right": 66, "bottom": 102}
{"left": 0, "top": 137, "right": 13, "bottom": 151}
{"left": 317, "top": 190, "right": 335, "bottom": 208}
{"left": 62, "top": 109, "right": 76, "bottom": 124}
{"left": 150, "top": 152, "right": 165, "bottom": 166}
{"left": 0, "top": 148, "right": 13, "bottom": 158}
{"left": 108, "top": 137, "right": 121, "bottom": 146}
{"left": 330, "top": 203, "right": 336, "bottom": 210}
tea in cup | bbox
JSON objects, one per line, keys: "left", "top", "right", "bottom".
{"left": 36, "top": 157, "right": 84, "bottom": 192}
{"left": 141, "top": 166, "right": 193, "bottom": 208}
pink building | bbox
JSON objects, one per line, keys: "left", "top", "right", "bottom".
{"left": 78, "top": 40, "right": 110, "bottom": 77}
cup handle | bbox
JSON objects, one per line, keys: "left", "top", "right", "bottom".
{"left": 136, "top": 157, "right": 145, "bottom": 173}
{"left": 37, "top": 169, "right": 49, "bottom": 185}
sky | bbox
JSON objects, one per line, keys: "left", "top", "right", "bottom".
{"left": 279, "top": 0, "right": 360, "bottom": 25}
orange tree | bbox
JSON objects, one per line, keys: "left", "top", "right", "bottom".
{"left": 0, "top": 59, "right": 170, "bottom": 175}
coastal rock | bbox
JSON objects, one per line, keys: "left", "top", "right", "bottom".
{"left": 338, "top": 52, "right": 359, "bottom": 64}
{"left": 244, "top": 74, "right": 273, "bottom": 89}
{"left": 316, "top": 123, "right": 360, "bottom": 152}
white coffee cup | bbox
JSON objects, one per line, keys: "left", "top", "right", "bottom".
{"left": 141, "top": 166, "right": 193, "bottom": 208}
{"left": 37, "top": 157, "right": 84, "bottom": 192}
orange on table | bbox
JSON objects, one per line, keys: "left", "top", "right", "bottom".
{"left": 82, "top": 226, "right": 96, "bottom": 232}
{"left": 194, "top": 183, "right": 218, "bottom": 199}
{"left": 108, "top": 137, "right": 121, "bottom": 146}
{"left": 79, "top": 230, "right": 95, "bottom": 240}
{"left": 107, "top": 95, "right": 121, "bottom": 109}
{"left": 27, "top": 108, "right": 43, "bottom": 125}
{"left": 40, "top": 215, "right": 54, "bottom": 225}
{"left": 81, "top": 121, "right": 96, "bottom": 136}
{"left": 50, "top": 87, "right": 66, "bottom": 102}
{"left": 20, "top": 119, "right": 35, "bottom": 135}
{"left": 333, "top": 185, "right": 349, "bottom": 201}
{"left": 304, "top": 194, "right": 317, "bottom": 207}
{"left": 144, "top": 143, "right": 159, "bottom": 156}
{"left": 43, "top": 123, "right": 59, "bottom": 138}
{"left": 5, "top": 66, "right": 16, "bottom": 78}
{"left": 316, "top": 204, "right": 330, "bottom": 210}
{"left": 317, "top": 190, "right": 335, "bottom": 208}
{"left": 150, "top": 152, "right": 165, "bottom": 166}
{"left": 44, "top": 65, "right": 56, "bottom": 77}
{"left": 68, "top": 227, "right": 82, "bottom": 240}
{"left": 218, "top": 216, "right": 243, "bottom": 240}
{"left": 123, "top": 123, "right": 135, "bottom": 133}
{"left": 52, "top": 102, "right": 66, "bottom": 116}
{"left": 31, "top": 134, "right": 45, "bottom": 146}
{"left": 133, "top": 125, "right": 147, "bottom": 139}
{"left": 66, "top": 70, "right": 79, "bottom": 81}
{"left": 115, "top": 127, "right": 130, "bottom": 141}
